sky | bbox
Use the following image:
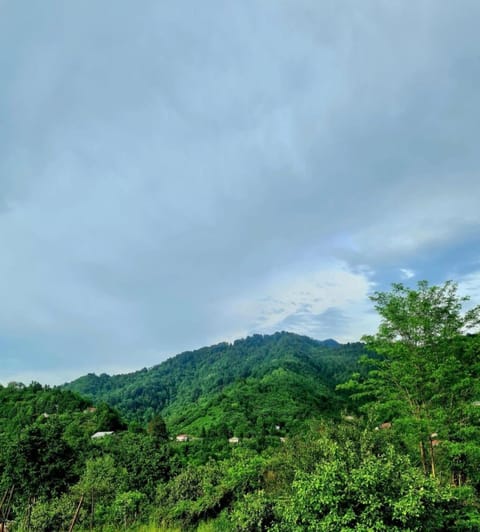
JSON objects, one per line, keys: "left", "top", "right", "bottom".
{"left": 1, "top": 1, "right": 480, "bottom": 385}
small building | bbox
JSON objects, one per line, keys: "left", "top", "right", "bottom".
{"left": 91, "top": 431, "right": 114, "bottom": 439}
{"left": 176, "top": 434, "right": 189, "bottom": 442}
{"left": 379, "top": 422, "right": 392, "bottom": 430}
{"left": 228, "top": 436, "right": 240, "bottom": 444}
{"left": 84, "top": 407, "right": 97, "bottom": 413}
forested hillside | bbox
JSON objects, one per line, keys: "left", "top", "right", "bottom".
{"left": 2, "top": 282, "right": 480, "bottom": 531}
{"left": 64, "top": 332, "right": 365, "bottom": 435}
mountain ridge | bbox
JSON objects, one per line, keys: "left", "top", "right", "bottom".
{"left": 63, "top": 331, "right": 365, "bottom": 433}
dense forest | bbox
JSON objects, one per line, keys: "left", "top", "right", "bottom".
{"left": 1, "top": 280, "right": 479, "bottom": 531}
{"left": 63, "top": 333, "right": 364, "bottom": 430}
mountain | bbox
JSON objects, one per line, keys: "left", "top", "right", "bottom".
{"left": 63, "top": 332, "right": 365, "bottom": 435}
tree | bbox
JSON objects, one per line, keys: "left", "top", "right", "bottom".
{"left": 4, "top": 418, "right": 78, "bottom": 500}
{"left": 105, "top": 432, "right": 171, "bottom": 497}
{"left": 74, "top": 455, "right": 127, "bottom": 529}
{"left": 94, "top": 402, "right": 127, "bottom": 432}
{"left": 111, "top": 490, "right": 147, "bottom": 528}
{"left": 275, "top": 432, "right": 464, "bottom": 531}
{"left": 147, "top": 413, "right": 169, "bottom": 443}
{"left": 341, "top": 280, "right": 480, "bottom": 480}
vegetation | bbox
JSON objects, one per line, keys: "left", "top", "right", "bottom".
{"left": 1, "top": 280, "right": 479, "bottom": 530}
{"left": 63, "top": 333, "right": 363, "bottom": 426}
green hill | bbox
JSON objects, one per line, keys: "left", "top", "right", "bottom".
{"left": 64, "top": 331, "right": 365, "bottom": 434}
{"left": 3, "top": 283, "right": 479, "bottom": 531}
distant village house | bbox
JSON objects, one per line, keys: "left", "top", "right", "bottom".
{"left": 91, "top": 431, "right": 114, "bottom": 439}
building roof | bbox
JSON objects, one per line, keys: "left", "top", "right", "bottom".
{"left": 91, "top": 431, "right": 114, "bottom": 439}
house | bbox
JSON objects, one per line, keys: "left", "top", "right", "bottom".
{"left": 228, "top": 437, "right": 239, "bottom": 444}
{"left": 379, "top": 422, "right": 392, "bottom": 430}
{"left": 91, "top": 431, "right": 114, "bottom": 439}
{"left": 84, "top": 407, "right": 97, "bottom": 413}
{"left": 176, "top": 434, "right": 189, "bottom": 442}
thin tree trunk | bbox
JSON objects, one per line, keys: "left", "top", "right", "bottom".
{"left": 419, "top": 441, "right": 428, "bottom": 475}
{"left": 0, "top": 488, "right": 8, "bottom": 529}
{"left": 429, "top": 439, "right": 436, "bottom": 477}
{"left": 2, "top": 486, "right": 14, "bottom": 531}
{"left": 0, "top": 489, "right": 7, "bottom": 514}
{"left": 68, "top": 494, "right": 84, "bottom": 532}
{"left": 90, "top": 490, "right": 94, "bottom": 531}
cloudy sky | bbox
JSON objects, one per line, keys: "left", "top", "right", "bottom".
{"left": 1, "top": 1, "right": 480, "bottom": 384}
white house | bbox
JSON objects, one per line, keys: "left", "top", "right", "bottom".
{"left": 91, "top": 431, "right": 114, "bottom": 439}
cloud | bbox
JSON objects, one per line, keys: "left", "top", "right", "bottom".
{"left": 276, "top": 307, "right": 351, "bottom": 341}
{"left": 228, "top": 263, "right": 378, "bottom": 342}
{"left": 400, "top": 268, "right": 415, "bottom": 280}
{"left": 458, "top": 269, "right": 480, "bottom": 307}
{"left": 0, "top": 1, "right": 479, "bottom": 383}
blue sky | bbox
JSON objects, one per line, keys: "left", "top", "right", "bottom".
{"left": 1, "top": 1, "right": 480, "bottom": 384}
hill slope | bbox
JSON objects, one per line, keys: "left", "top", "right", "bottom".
{"left": 64, "top": 332, "right": 365, "bottom": 433}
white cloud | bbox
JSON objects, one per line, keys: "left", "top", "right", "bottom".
{"left": 228, "top": 262, "right": 378, "bottom": 342}
{"left": 400, "top": 268, "right": 415, "bottom": 280}
{"left": 1, "top": 1, "right": 480, "bottom": 382}
{"left": 458, "top": 270, "right": 480, "bottom": 308}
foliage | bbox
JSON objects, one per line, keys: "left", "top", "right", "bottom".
{"left": 27, "top": 493, "right": 80, "bottom": 532}
{"left": 229, "top": 490, "right": 275, "bottom": 531}
{"left": 2, "top": 301, "right": 480, "bottom": 531}
{"left": 3, "top": 417, "right": 78, "bottom": 500}
{"left": 340, "top": 281, "right": 480, "bottom": 485}
{"left": 64, "top": 332, "right": 364, "bottom": 424}
{"left": 274, "top": 431, "right": 459, "bottom": 531}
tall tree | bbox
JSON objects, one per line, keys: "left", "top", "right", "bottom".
{"left": 341, "top": 280, "right": 480, "bottom": 478}
{"left": 3, "top": 418, "right": 78, "bottom": 500}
